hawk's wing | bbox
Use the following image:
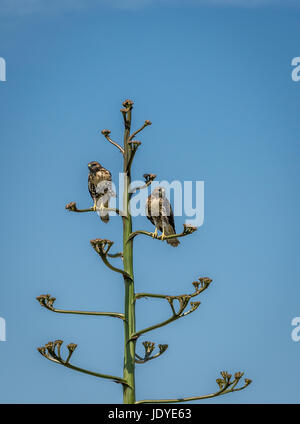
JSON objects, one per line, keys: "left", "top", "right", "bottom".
{"left": 146, "top": 194, "right": 155, "bottom": 226}
{"left": 162, "top": 196, "right": 176, "bottom": 233}
{"left": 99, "top": 168, "right": 112, "bottom": 182}
{"left": 88, "top": 173, "right": 97, "bottom": 200}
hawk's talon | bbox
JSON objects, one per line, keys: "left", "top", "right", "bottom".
{"left": 92, "top": 202, "right": 97, "bottom": 212}
{"left": 160, "top": 230, "right": 166, "bottom": 241}
{"left": 151, "top": 228, "right": 158, "bottom": 239}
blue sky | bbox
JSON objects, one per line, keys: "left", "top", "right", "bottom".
{"left": 0, "top": 0, "right": 300, "bottom": 404}
{"left": 0, "top": 0, "right": 299, "bottom": 14}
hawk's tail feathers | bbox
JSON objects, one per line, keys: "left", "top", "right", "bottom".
{"left": 164, "top": 223, "right": 180, "bottom": 247}
{"left": 100, "top": 213, "right": 109, "bottom": 223}
{"left": 167, "top": 238, "right": 180, "bottom": 247}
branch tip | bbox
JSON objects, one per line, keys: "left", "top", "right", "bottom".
{"left": 36, "top": 294, "right": 56, "bottom": 310}
{"left": 158, "top": 344, "right": 168, "bottom": 354}
{"left": 128, "top": 223, "right": 198, "bottom": 243}
{"left": 36, "top": 293, "right": 125, "bottom": 319}
{"left": 129, "top": 117, "right": 152, "bottom": 141}
{"left": 130, "top": 173, "right": 157, "bottom": 195}
{"left": 67, "top": 343, "right": 78, "bottom": 352}
{"left": 190, "top": 301, "right": 201, "bottom": 312}
{"left": 101, "top": 129, "right": 111, "bottom": 136}
{"left": 135, "top": 370, "right": 252, "bottom": 404}
{"left": 132, "top": 291, "right": 202, "bottom": 338}
{"left": 65, "top": 201, "right": 77, "bottom": 211}
{"left": 122, "top": 99, "right": 134, "bottom": 108}
{"left": 143, "top": 341, "right": 155, "bottom": 356}
{"left": 101, "top": 130, "right": 124, "bottom": 154}
{"left": 128, "top": 140, "right": 141, "bottom": 148}
{"left": 91, "top": 238, "right": 132, "bottom": 279}
{"left": 135, "top": 340, "right": 169, "bottom": 364}
{"left": 183, "top": 224, "right": 198, "bottom": 235}
{"left": 38, "top": 340, "right": 127, "bottom": 385}
{"left": 90, "top": 238, "right": 114, "bottom": 255}
{"left": 199, "top": 277, "right": 212, "bottom": 286}
{"left": 143, "top": 173, "right": 156, "bottom": 182}
{"left": 135, "top": 276, "right": 212, "bottom": 303}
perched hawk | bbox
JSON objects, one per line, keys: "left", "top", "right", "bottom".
{"left": 146, "top": 187, "right": 180, "bottom": 247}
{"left": 88, "top": 161, "right": 112, "bottom": 223}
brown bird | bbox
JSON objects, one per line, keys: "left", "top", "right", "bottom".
{"left": 146, "top": 187, "right": 180, "bottom": 247}
{"left": 88, "top": 161, "right": 112, "bottom": 223}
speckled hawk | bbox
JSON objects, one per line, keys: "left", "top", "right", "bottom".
{"left": 88, "top": 161, "right": 112, "bottom": 223}
{"left": 146, "top": 187, "right": 180, "bottom": 247}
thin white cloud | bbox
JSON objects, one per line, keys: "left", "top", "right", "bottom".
{"left": 0, "top": 0, "right": 298, "bottom": 14}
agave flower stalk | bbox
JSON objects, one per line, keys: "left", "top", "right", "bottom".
{"left": 37, "top": 99, "right": 252, "bottom": 404}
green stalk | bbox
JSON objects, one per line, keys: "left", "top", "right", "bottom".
{"left": 122, "top": 104, "right": 136, "bottom": 404}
